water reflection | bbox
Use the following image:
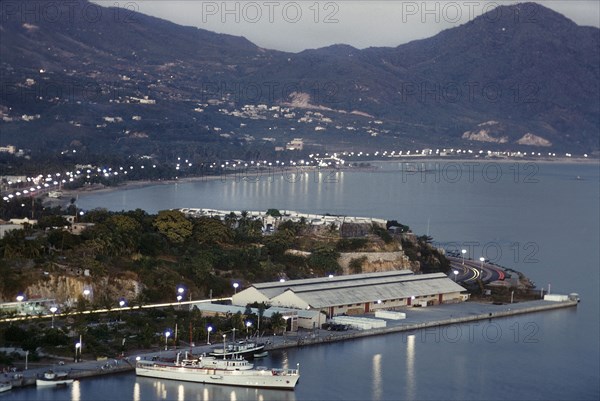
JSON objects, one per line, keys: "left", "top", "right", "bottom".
{"left": 177, "top": 384, "right": 184, "bottom": 401}
{"left": 372, "top": 353, "right": 382, "bottom": 400}
{"left": 133, "top": 382, "right": 140, "bottom": 401}
{"left": 70, "top": 380, "right": 80, "bottom": 401}
{"left": 406, "top": 334, "right": 416, "bottom": 399}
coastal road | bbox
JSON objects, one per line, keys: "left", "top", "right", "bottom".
{"left": 447, "top": 257, "right": 505, "bottom": 285}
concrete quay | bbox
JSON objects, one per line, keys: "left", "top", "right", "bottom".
{"left": 266, "top": 299, "right": 578, "bottom": 350}
{"left": 6, "top": 299, "right": 576, "bottom": 390}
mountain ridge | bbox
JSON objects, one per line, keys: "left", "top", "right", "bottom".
{"left": 1, "top": 1, "right": 598, "bottom": 156}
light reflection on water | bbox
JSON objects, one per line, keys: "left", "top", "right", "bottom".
{"left": 372, "top": 353, "right": 382, "bottom": 400}
{"left": 70, "top": 380, "right": 80, "bottom": 401}
{"left": 406, "top": 334, "right": 415, "bottom": 400}
{"left": 132, "top": 382, "right": 140, "bottom": 401}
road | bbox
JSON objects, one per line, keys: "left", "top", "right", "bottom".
{"left": 447, "top": 256, "right": 506, "bottom": 285}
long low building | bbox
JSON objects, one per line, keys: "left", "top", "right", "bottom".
{"left": 232, "top": 270, "right": 468, "bottom": 318}
{"left": 187, "top": 302, "right": 325, "bottom": 331}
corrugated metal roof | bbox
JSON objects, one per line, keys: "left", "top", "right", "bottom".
{"left": 273, "top": 275, "right": 466, "bottom": 308}
{"left": 254, "top": 270, "right": 415, "bottom": 298}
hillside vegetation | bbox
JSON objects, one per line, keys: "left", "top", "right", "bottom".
{"left": 0, "top": 207, "right": 449, "bottom": 305}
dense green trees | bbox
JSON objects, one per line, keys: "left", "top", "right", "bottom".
{"left": 153, "top": 210, "right": 193, "bottom": 244}
{"left": 0, "top": 205, "right": 439, "bottom": 304}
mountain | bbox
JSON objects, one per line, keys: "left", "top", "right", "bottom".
{"left": 1, "top": 1, "right": 598, "bottom": 157}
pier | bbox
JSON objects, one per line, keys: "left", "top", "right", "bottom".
{"left": 5, "top": 299, "right": 577, "bottom": 390}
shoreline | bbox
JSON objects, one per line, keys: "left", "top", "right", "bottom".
{"left": 6, "top": 298, "right": 577, "bottom": 390}
{"left": 42, "top": 157, "right": 598, "bottom": 206}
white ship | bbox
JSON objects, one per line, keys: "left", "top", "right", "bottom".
{"left": 36, "top": 370, "right": 74, "bottom": 387}
{"left": 209, "top": 340, "right": 265, "bottom": 359}
{"left": 0, "top": 382, "right": 12, "bottom": 393}
{"left": 136, "top": 352, "right": 300, "bottom": 390}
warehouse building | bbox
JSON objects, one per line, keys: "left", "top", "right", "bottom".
{"left": 232, "top": 270, "right": 468, "bottom": 318}
{"left": 187, "top": 302, "right": 325, "bottom": 331}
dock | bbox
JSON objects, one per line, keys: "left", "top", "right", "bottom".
{"left": 5, "top": 299, "right": 577, "bottom": 390}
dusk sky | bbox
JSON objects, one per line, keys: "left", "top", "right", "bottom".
{"left": 93, "top": 1, "right": 600, "bottom": 52}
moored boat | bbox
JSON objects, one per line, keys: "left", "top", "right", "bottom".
{"left": 36, "top": 370, "right": 74, "bottom": 387}
{"left": 136, "top": 352, "right": 300, "bottom": 390}
{"left": 0, "top": 382, "right": 12, "bottom": 393}
{"left": 209, "top": 340, "right": 265, "bottom": 359}
{"left": 48, "top": 191, "right": 63, "bottom": 198}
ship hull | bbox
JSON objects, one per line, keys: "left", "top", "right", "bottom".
{"left": 136, "top": 364, "right": 299, "bottom": 390}
{"left": 36, "top": 379, "right": 74, "bottom": 387}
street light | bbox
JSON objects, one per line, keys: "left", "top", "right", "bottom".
{"left": 479, "top": 256, "right": 485, "bottom": 269}
{"left": 16, "top": 295, "right": 24, "bottom": 302}
{"left": 246, "top": 321, "right": 252, "bottom": 337}
{"left": 176, "top": 294, "right": 183, "bottom": 309}
{"left": 461, "top": 249, "right": 467, "bottom": 265}
{"left": 453, "top": 270, "right": 459, "bottom": 282}
{"left": 50, "top": 306, "right": 58, "bottom": 328}
{"left": 233, "top": 283, "right": 239, "bottom": 294}
{"left": 207, "top": 326, "right": 213, "bottom": 345}
{"left": 164, "top": 330, "right": 171, "bottom": 350}
{"left": 75, "top": 340, "right": 81, "bottom": 362}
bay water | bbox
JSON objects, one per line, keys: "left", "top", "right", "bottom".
{"left": 15, "top": 161, "right": 598, "bottom": 400}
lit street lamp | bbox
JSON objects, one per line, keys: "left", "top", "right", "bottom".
{"left": 246, "top": 321, "right": 252, "bottom": 338}
{"left": 453, "top": 270, "right": 459, "bottom": 282}
{"left": 233, "top": 283, "right": 239, "bottom": 294}
{"left": 479, "top": 256, "right": 485, "bottom": 270}
{"left": 207, "top": 326, "right": 213, "bottom": 345}
{"left": 16, "top": 294, "right": 25, "bottom": 315}
{"left": 177, "top": 294, "right": 183, "bottom": 309}
{"left": 75, "top": 336, "right": 82, "bottom": 362}
{"left": 164, "top": 330, "right": 171, "bottom": 350}
{"left": 50, "top": 306, "right": 58, "bottom": 328}
{"left": 461, "top": 249, "right": 467, "bottom": 265}
{"left": 118, "top": 299, "right": 126, "bottom": 321}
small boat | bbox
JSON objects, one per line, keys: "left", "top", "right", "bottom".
{"left": 36, "top": 370, "right": 74, "bottom": 387}
{"left": 209, "top": 340, "right": 265, "bottom": 359}
{"left": 253, "top": 351, "right": 269, "bottom": 359}
{"left": 48, "top": 191, "right": 63, "bottom": 198}
{"left": 0, "top": 382, "right": 12, "bottom": 393}
{"left": 136, "top": 352, "right": 299, "bottom": 390}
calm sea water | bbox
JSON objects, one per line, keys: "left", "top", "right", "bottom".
{"left": 19, "top": 161, "right": 599, "bottom": 400}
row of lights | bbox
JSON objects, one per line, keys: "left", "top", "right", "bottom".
{"left": 451, "top": 249, "right": 487, "bottom": 282}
